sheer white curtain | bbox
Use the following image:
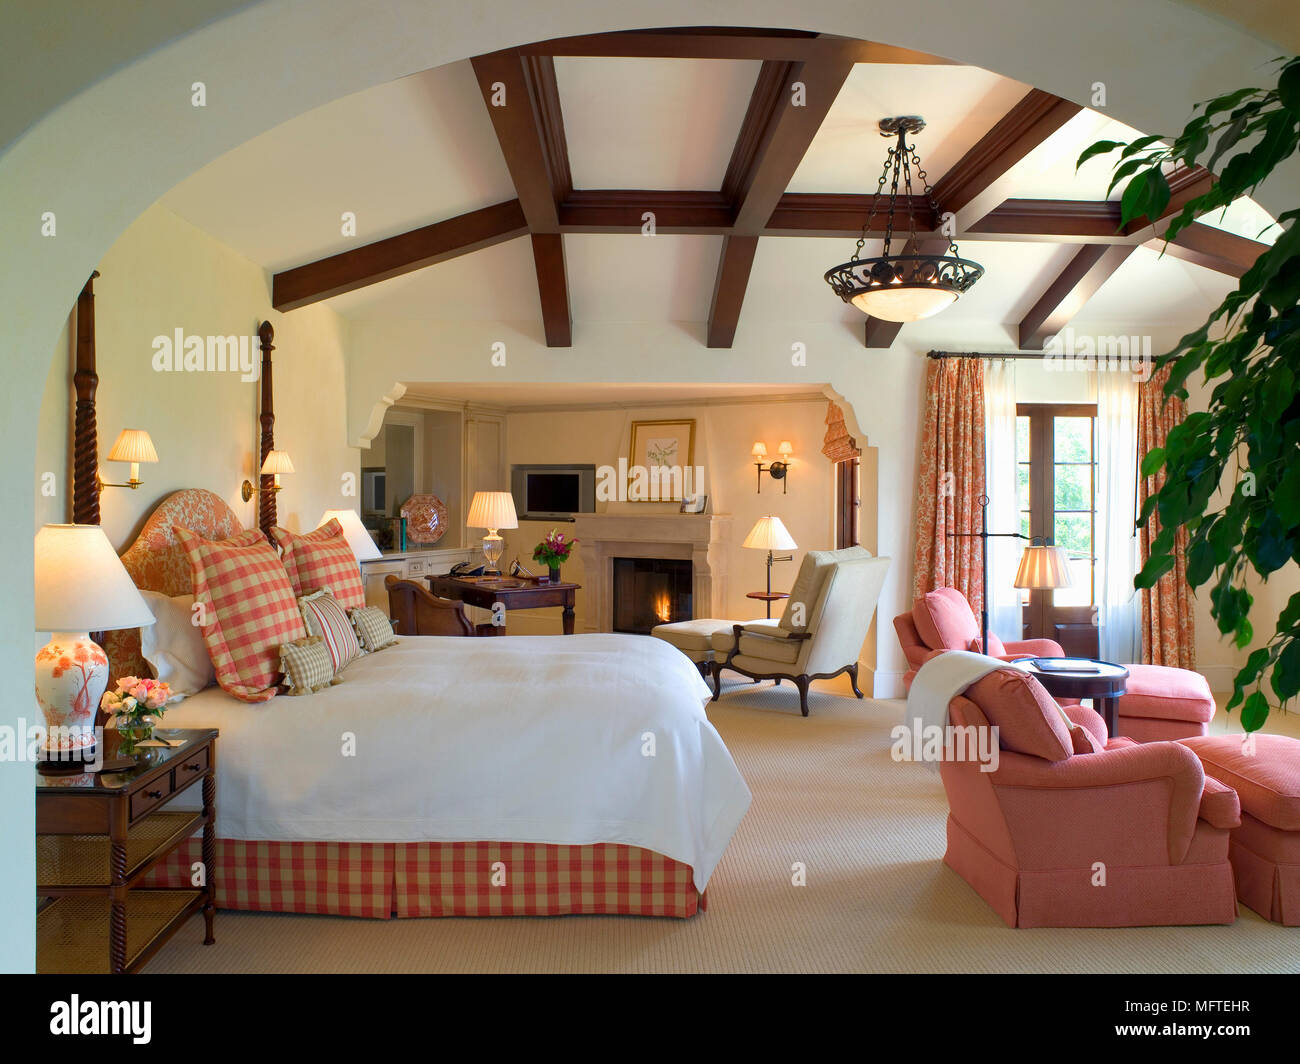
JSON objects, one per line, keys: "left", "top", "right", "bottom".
{"left": 984, "top": 358, "right": 1022, "bottom": 645}
{"left": 1095, "top": 368, "right": 1141, "bottom": 662}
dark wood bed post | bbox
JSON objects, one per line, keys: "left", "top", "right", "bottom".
{"left": 257, "top": 321, "right": 276, "bottom": 537}
{"left": 72, "top": 271, "right": 102, "bottom": 525}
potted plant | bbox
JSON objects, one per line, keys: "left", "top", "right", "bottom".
{"left": 532, "top": 528, "right": 577, "bottom": 583}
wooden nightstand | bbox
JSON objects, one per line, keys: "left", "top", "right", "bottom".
{"left": 36, "top": 728, "right": 218, "bottom": 974}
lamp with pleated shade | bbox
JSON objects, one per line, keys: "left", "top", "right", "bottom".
{"left": 98, "top": 428, "right": 158, "bottom": 491}
{"left": 242, "top": 450, "right": 295, "bottom": 501}
{"left": 318, "top": 509, "right": 382, "bottom": 562}
{"left": 1014, "top": 543, "right": 1075, "bottom": 590}
{"left": 466, "top": 491, "right": 518, "bottom": 577}
{"left": 34, "top": 524, "right": 156, "bottom": 755}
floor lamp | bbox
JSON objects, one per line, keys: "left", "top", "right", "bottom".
{"left": 947, "top": 494, "right": 1073, "bottom": 653}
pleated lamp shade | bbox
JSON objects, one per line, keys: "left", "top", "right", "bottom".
{"left": 466, "top": 491, "right": 518, "bottom": 530}
{"left": 259, "top": 450, "right": 295, "bottom": 476}
{"left": 742, "top": 515, "right": 797, "bottom": 551}
{"left": 1014, "top": 544, "right": 1074, "bottom": 589}
{"left": 318, "top": 509, "right": 382, "bottom": 562}
{"left": 106, "top": 429, "right": 158, "bottom": 464}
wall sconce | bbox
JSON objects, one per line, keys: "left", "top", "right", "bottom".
{"left": 97, "top": 428, "right": 158, "bottom": 491}
{"left": 241, "top": 449, "right": 295, "bottom": 501}
{"left": 753, "top": 440, "right": 793, "bottom": 494}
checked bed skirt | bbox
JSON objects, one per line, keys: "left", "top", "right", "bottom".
{"left": 142, "top": 838, "right": 705, "bottom": 919}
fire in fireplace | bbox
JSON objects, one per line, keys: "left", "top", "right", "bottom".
{"left": 612, "top": 557, "right": 692, "bottom": 634}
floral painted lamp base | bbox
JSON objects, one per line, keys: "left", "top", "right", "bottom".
{"left": 34, "top": 634, "right": 107, "bottom": 755}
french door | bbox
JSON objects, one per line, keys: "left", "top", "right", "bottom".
{"left": 1016, "top": 403, "right": 1099, "bottom": 657}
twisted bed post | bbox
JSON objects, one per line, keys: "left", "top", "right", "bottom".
{"left": 257, "top": 320, "right": 276, "bottom": 538}
{"left": 72, "top": 270, "right": 102, "bottom": 525}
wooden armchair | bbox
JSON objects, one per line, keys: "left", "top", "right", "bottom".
{"left": 384, "top": 575, "right": 476, "bottom": 636}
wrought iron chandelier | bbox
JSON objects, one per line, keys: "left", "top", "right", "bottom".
{"left": 824, "top": 116, "right": 984, "bottom": 323}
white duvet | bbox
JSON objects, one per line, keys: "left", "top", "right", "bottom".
{"left": 161, "top": 633, "right": 751, "bottom": 890}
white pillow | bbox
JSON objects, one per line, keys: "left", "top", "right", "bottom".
{"left": 138, "top": 590, "right": 215, "bottom": 697}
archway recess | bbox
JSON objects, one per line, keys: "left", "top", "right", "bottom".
{"left": 2, "top": 0, "right": 1291, "bottom": 971}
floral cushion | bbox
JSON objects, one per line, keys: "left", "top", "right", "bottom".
{"left": 175, "top": 526, "right": 306, "bottom": 703}
{"left": 271, "top": 520, "right": 366, "bottom": 610}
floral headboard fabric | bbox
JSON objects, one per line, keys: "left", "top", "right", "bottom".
{"left": 102, "top": 488, "right": 244, "bottom": 681}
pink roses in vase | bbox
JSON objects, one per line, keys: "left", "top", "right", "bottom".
{"left": 101, "top": 676, "right": 172, "bottom": 745}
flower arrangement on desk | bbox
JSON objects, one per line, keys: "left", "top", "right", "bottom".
{"left": 101, "top": 676, "right": 172, "bottom": 742}
{"left": 532, "top": 529, "right": 578, "bottom": 582}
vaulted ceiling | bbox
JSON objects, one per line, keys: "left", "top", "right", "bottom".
{"left": 160, "top": 27, "right": 1278, "bottom": 352}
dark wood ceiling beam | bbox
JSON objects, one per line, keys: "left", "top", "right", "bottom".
{"left": 557, "top": 190, "right": 735, "bottom": 232}
{"left": 706, "top": 235, "right": 760, "bottom": 348}
{"left": 1145, "top": 220, "right": 1268, "bottom": 278}
{"left": 931, "top": 89, "right": 1082, "bottom": 222}
{"left": 861, "top": 237, "right": 953, "bottom": 348}
{"left": 704, "top": 52, "right": 852, "bottom": 346}
{"left": 271, "top": 200, "right": 528, "bottom": 311}
{"left": 1017, "top": 244, "right": 1136, "bottom": 350}
{"left": 764, "top": 193, "right": 938, "bottom": 238}
{"left": 471, "top": 50, "right": 573, "bottom": 345}
{"left": 530, "top": 233, "right": 572, "bottom": 346}
{"left": 968, "top": 198, "right": 1124, "bottom": 240}
{"left": 517, "top": 29, "right": 954, "bottom": 64}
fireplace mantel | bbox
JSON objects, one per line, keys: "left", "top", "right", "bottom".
{"left": 572, "top": 512, "right": 732, "bottom": 633}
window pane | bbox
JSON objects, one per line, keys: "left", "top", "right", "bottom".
{"left": 1017, "top": 463, "right": 1030, "bottom": 510}
{"left": 1020, "top": 512, "right": 1030, "bottom": 539}
{"left": 1054, "top": 463, "right": 1091, "bottom": 511}
{"left": 1053, "top": 512, "right": 1092, "bottom": 556}
{"left": 1016, "top": 416, "right": 1030, "bottom": 462}
{"left": 1054, "top": 416, "right": 1092, "bottom": 463}
{"left": 1053, "top": 513, "right": 1093, "bottom": 606}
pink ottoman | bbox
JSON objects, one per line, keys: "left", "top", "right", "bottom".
{"left": 1182, "top": 734, "right": 1300, "bottom": 925}
{"left": 1117, "top": 664, "right": 1216, "bottom": 742}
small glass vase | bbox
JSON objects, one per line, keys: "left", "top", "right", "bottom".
{"left": 548, "top": 565, "right": 561, "bottom": 584}
{"left": 116, "top": 715, "right": 156, "bottom": 753}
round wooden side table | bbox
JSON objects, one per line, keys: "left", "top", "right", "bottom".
{"left": 1023, "top": 658, "right": 1129, "bottom": 738}
{"left": 746, "top": 591, "right": 789, "bottom": 619}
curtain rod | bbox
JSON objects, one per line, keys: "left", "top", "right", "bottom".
{"left": 927, "top": 350, "right": 1050, "bottom": 360}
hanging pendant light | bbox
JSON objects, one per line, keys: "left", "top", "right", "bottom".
{"left": 824, "top": 116, "right": 984, "bottom": 323}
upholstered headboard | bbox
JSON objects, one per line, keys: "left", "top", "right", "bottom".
{"left": 102, "top": 488, "right": 244, "bottom": 681}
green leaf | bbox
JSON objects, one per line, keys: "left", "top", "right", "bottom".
{"left": 1146, "top": 166, "right": 1172, "bottom": 221}
{"left": 1280, "top": 63, "right": 1300, "bottom": 114}
{"left": 1119, "top": 170, "right": 1153, "bottom": 228}
{"left": 1076, "top": 140, "right": 1123, "bottom": 170}
{"left": 1134, "top": 553, "right": 1176, "bottom": 589}
{"left": 1140, "top": 446, "right": 1166, "bottom": 477}
{"left": 1206, "top": 115, "right": 1246, "bottom": 174}
{"left": 1271, "top": 640, "right": 1300, "bottom": 701}
{"left": 1241, "top": 691, "right": 1270, "bottom": 732}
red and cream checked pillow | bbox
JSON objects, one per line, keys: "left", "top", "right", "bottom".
{"left": 298, "top": 589, "right": 361, "bottom": 673}
{"left": 270, "top": 520, "right": 366, "bottom": 610}
{"left": 175, "top": 526, "right": 306, "bottom": 703}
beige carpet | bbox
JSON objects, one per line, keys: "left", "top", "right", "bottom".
{"left": 149, "top": 678, "right": 1300, "bottom": 973}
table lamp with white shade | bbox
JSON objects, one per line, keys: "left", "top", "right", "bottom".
{"left": 743, "top": 515, "right": 798, "bottom": 597}
{"left": 318, "top": 508, "right": 382, "bottom": 562}
{"left": 466, "top": 491, "right": 518, "bottom": 577}
{"left": 34, "top": 524, "right": 156, "bottom": 755}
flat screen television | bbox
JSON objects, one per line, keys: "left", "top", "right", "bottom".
{"left": 511, "top": 464, "right": 596, "bottom": 521}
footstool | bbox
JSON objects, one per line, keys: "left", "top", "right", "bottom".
{"left": 1182, "top": 733, "right": 1300, "bottom": 925}
{"left": 651, "top": 619, "right": 737, "bottom": 677}
{"left": 1116, "top": 664, "right": 1216, "bottom": 742}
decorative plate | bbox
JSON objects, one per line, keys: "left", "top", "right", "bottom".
{"left": 400, "top": 493, "right": 449, "bottom": 545}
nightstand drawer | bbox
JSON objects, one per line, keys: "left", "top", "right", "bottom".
{"left": 171, "top": 745, "right": 210, "bottom": 791}
{"left": 129, "top": 773, "right": 174, "bottom": 821}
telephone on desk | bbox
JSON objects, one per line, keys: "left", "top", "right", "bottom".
{"left": 448, "top": 561, "right": 485, "bottom": 578}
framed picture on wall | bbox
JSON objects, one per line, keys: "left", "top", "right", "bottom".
{"left": 627, "top": 419, "right": 696, "bottom": 502}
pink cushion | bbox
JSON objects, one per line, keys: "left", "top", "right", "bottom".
{"left": 967, "top": 633, "right": 1008, "bottom": 656}
{"left": 912, "top": 587, "right": 979, "bottom": 651}
{"left": 1197, "top": 776, "right": 1242, "bottom": 830}
{"left": 1119, "top": 664, "right": 1215, "bottom": 724}
{"left": 964, "top": 669, "right": 1073, "bottom": 762}
{"left": 1182, "top": 734, "right": 1300, "bottom": 830}
{"left": 271, "top": 520, "right": 366, "bottom": 611}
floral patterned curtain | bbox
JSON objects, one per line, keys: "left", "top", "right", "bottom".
{"left": 912, "top": 357, "right": 986, "bottom": 613}
{"left": 1137, "top": 366, "right": 1195, "bottom": 668}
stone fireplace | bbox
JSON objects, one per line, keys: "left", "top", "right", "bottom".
{"left": 572, "top": 512, "right": 731, "bottom": 633}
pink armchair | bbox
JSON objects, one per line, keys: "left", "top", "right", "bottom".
{"left": 939, "top": 668, "right": 1238, "bottom": 927}
{"left": 894, "top": 586, "right": 1063, "bottom": 687}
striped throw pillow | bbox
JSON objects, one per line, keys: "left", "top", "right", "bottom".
{"left": 271, "top": 521, "right": 366, "bottom": 610}
{"left": 280, "top": 636, "right": 339, "bottom": 695}
{"left": 175, "top": 526, "right": 306, "bottom": 703}
{"left": 299, "top": 589, "right": 361, "bottom": 672}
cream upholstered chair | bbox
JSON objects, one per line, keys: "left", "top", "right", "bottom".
{"left": 709, "top": 547, "right": 891, "bottom": 716}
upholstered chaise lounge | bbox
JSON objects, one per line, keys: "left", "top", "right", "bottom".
{"left": 704, "top": 546, "right": 891, "bottom": 716}
{"left": 895, "top": 586, "right": 1216, "bottom": 741}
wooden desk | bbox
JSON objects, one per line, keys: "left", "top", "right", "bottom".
{"left": 36, "top": 728, "right": 217, "bottom": 974}
{"left": 426, "top": 575, "right": 581, "bottom": 635}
